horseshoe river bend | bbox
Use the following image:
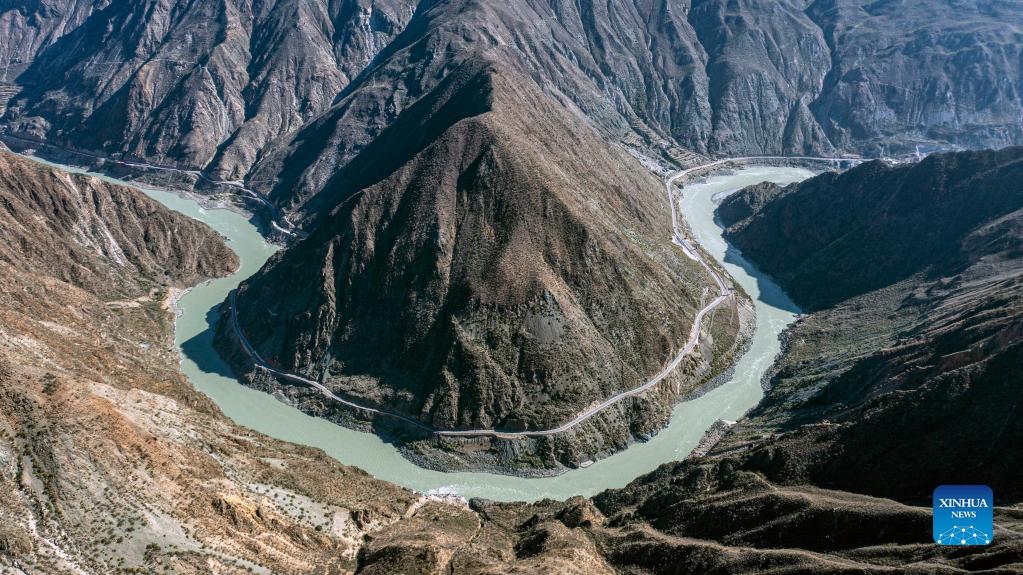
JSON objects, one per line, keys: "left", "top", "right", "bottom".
{"left": 28, "top": 156, "right": 813, "bottom": 502}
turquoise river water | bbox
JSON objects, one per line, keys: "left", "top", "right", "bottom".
{"left": 27, "top": 156, "right": 812, "bottom": 502}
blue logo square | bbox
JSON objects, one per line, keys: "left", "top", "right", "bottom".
{"left": 933, "top": 485, "right": 993, "bottom": 545}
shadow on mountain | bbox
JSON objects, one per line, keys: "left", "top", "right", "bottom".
{"left": 721, "top": 239, "right": 800, "bottom": 314}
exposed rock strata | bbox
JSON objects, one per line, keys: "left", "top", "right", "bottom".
{"left": 3, "top": 0, "right": 1021, "bottom": 208}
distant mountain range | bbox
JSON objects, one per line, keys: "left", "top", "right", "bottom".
{"left": 3, "top": 0, "right": 1022, "bottom": 189}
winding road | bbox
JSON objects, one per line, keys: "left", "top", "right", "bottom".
{"left": 228, "top": 156, "right": 861, "bottom": 437}
{"left": 224, "top": 156, "right": 854, "bottom": 438}
{"left": 2, "top": 134, "right": 297, "bottom": 235}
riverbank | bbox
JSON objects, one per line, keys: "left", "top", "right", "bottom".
{"left": 171, "top": 164, "right": 816, "bottom": 500}
{"left": 0, "top": 134, "right": 293, "bottom": 242}
{"left": 10, "top": 150, "right": 817, "bottom": 501}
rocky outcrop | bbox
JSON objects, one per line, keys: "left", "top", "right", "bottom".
{"left": 0, "top": 0, "right": 102, "bottom": 82}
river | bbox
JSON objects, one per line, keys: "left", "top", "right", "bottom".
{"left": 25, "top": 155, "right": 812, "bottom": 502}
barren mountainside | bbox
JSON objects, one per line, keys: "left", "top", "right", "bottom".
{"left": 713, "top": 147, "right": 1023, "bottom": 500}
{"left": 720, "top": 147, "right": 1023, "bottom": 310}
{"left": 3, "top": 147, "right": 1021, "bottom": 575}
{"left": 2, "top": 0, "right": 1022, "bottom": 209}
{"left": 0, "top": 152, "right": 237, "bottom": 297}
{"left": 3, "top": 0, "right": 413, "bottom": 179}
{"left": 558, "top": 146, "right": 1023, "bottom": 575}
{"left": 217, "top": 59, "right": 745, "bottom": 471}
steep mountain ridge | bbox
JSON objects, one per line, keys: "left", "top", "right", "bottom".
{"left": 719, "top": 147, "right": 1023, "bottom": 310}
{"left": 4, "top": 0, "right": 1022, "bottom": 215}
{"left": 712, "top": 147, "right": 1023, "bottom": 500}
{"left": 217, "top": 58, "right": 744, "bottom": 471}
{"left": 0, "top": 0, "right": 104, "bottom": 82}
{"left": 0, "top": 152, "right": 401, "bottom": 573}
{"left": 809, "top": 0, "right": 1023, "bottom": 154}
{"left": 0, "top": 152, "right": 237, "bottom": 297}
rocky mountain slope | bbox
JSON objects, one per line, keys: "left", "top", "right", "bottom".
{"left": 2, "top": 0, "right": 414, "bottom": 180}
{"left": 0, "top": 0, "right": 104, "bottom": 83}
{"left": 3, "top": 0, "right": 1022, "bottom": 206}
{"left": 711, "top": 147, "right": 1023, "bottom": 501}
{"left": 720, "top": 146, "right": 1023, "bottom": 310}
{"left": 0, "top": 153, "right": 236, "bottom": 298}
{"left": 3, "top": 152, "right": 1019, "bottom": 573}
{"left": 809, "top": 0, "right": 1023, "bottom": 154}
{"left": 217, "top": 58, "right": 746, "bottom": 472}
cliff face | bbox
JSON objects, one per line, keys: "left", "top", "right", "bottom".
{"left": 0, "top": 0, "right": 104, "bottom": 82}
{"left": 228, "top": 0, "right": 1023, "bottom": 220}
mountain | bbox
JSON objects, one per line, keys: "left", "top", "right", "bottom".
{"left": 0, "top": 0, "right": 103, "bottom": 83}
{"left": 714, "top": 147, "right": 1023, "bottom": 500}
{"left": 243, "top": 0, "right": 833, "bottom": 220}
{"left": 3, "top": 0, "right": 1022, "bottom": 205}
{"left": 808, "top": 0, "right": 1023, "bottom": 155}
{"left": 720, "top": 147, "right": 1023, "bottom": 310}
{"left": 2, "top": 0, "right": 413, "bottom": 180}
{"left": 0, "top": 150, "right": 606, "bottom": 575}
{"left": 216, "top": 58, "right": 746, "bottom": 472}
{"left": 3, "top": 144, "right": 1020, "bottom": 570}
{"left": 0, "top": 154, "right": 236, "bottom": 298}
